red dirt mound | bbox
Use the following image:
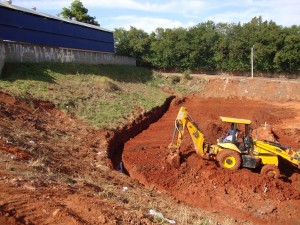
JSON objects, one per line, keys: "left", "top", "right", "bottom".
{"left": 122, "top": 95, "right": 300, "bottom": 225}
{"left": 1, "top": 91, "right": 198, "bottom": 225}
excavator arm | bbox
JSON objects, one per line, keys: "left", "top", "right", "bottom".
{"left": 168, "top": 107, "right": 207, "bottom": 165}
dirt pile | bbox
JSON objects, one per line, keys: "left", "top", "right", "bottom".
{"left": 0, "top": 91, "right": 151, "bottom": 224}
{"left": 122, "top": 95, "right": 300, "bottom": 225}
{"left": 199, "top": 76, "right": 300, "bottom": 102}
{"left": 253, "top": 125, "right": 277, "bottom": 142}
{"left": 0, "top": 91, "right": 109, "bottom": 174}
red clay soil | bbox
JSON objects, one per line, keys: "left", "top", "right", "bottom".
{"left": 200, "top": 76, "right": 300, "bottom": 102}
{"left": 123, "top": 95, "right": 300, "bottom": 225}
{"left": 0, "top": 91, "right": 136, "bottom": 224}
{"left": 0, "top": 91, "right": 111, "bottom": 174}
{"left": 0, "top": 91, "right": 194, "bottom": 225}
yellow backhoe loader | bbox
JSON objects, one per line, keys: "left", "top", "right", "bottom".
{"left": 168, "top": 107, "right": 300, "bottom": 178}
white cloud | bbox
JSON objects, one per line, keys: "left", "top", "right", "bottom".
{"left": 13, "top": 0, "right": 206, "bottom": 14}
{"left": 11, "top": 0, "right": 300, "bottom": 31}
{"left": 205, "top": 8, "right": 259, "bottom": 24}
{"left": 204, "top": 0, "right": 300, "bottom": 26}
{"left": 83, "top": 0, "right": 206, "bottom": 14}
{"left": 85, "top": 0, "right": 167, "bottom": 12}
{"left": 108, "top": 15, "right": 196, "bottom": 33}
{"left": 266, "top": 0, "right": 300, "bottom": 26}
{"left": 11, "top": 0, "right": 70, "bottom": 10}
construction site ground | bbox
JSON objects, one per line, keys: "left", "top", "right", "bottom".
{"left": 0, "top": 74, "right": 300, "bottom": 225}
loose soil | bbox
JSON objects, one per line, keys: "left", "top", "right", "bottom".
{"left": 122, "top": 76, "right": 300, "bottom": 225}
{"left": 123, "top": 95, "right": 300, "bottom": 225}
{"left": 0, "top": 90, "right": 231, "bottom": 225}
{"left": 1, "top": 75, "right": 300, "bottom": 225}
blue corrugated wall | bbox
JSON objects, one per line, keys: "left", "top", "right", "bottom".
{"left": 0, "top": 6, "right": 114, "bottom": 53}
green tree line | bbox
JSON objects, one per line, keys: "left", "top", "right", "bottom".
{"left": 61, "top": 0, "right": 100, "bottom": 26}
{"left": 114, "top": 17, "right": 300, "bottom": 74}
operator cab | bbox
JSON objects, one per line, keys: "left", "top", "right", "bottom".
{"left": 219, "top": 117, "right": 253, "bottom": 153}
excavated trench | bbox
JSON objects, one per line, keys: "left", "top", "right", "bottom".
{"left": 108, "top": 90, "right": 300, "bottom": 225}
{"left": 108, "top": 96, "right": 175, "bottom": 171}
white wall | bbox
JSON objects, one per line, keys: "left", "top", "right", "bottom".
{"left": 0, "top": 41, "right": 136, "bottom": 76}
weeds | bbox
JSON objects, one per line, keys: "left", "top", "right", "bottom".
{"left": 195, "top": 218, "right": 211, "bottom": 225}
{"left": 183, "top": 69, "right": 192, "bottom": 80}
{"left": 23, "top": 171, "right": 37, "bottom": 179}
{"left": 0, "top": 63, "right": 169, "bottom": 129}
{"left": 170, "top": 75, "right": 181, "bottom": 84}
{"left": 29, "top": 157, "right": 47, "bottom": 169}
{"left": 5, "top": 162, "right": 14, "bottom": 171}
{"left": 152, "top": 71, "right": 163, "bottom": 81}
{"left": 153, "top": 216, "right": 169, "bottom": 224}
{"left": 178, "top": 207, "right": 190, "bottom": 224}
{"left": 0, "top": 63, "right": 208, "bottom": 130}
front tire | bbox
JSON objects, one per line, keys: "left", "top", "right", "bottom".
{"left": 217, "top": 149, "right": 241, "bottom": 170}
{"left": 261, "top": 164, "right": 280, "bottom": 178}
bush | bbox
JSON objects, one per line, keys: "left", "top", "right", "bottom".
{"left": 171, "top": 75, "right": 181, "bottom": 84}
{"left": 183, "top": 69, "right": 192, "bottom": 80}
{"left": 152, "top": 71, "right": 163, "bottom": 79}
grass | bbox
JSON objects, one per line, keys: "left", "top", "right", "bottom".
{"left": 5, "top": 162, "right": 14, "bottom": 171}
{"left": 183, "top": 69, "right": 192, "bottom": 80}
{"left": 0, "top": 63, "right": 170, "bottom": 129}
{"left": 71, "top": 170, "right": 218, "bottom": 225}
{"left": 0, "top": 63, "right": 208, "bottom": 129}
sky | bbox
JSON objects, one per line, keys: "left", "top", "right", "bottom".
{"left": 10, "top": 0, "right": 300, "bottom": 33}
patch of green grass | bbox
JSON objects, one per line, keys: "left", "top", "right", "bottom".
{"left": 149, "top": 71, "right": 209, "bottom": 95}
{"left": 2, "top": 63, "right": 153, "bottom": 83}
{"left": 0, "top": 63, "right": 208, "bottom": 129}
{"left": 194, "top": 218, "right": 211, "bottom": 225}
{"left": 183, "top": 69, "right": 192, "bottom": 80}
{"left": 0, "top": 63, "right": 169, "bottom": 129}
{"left": 5, "top": 162, "right": 14, "bottom": 171}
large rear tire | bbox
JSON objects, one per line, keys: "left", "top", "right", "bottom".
{"left": 217, "top": 149, "right": 241, "bottom": 170}
{"left": 260, "top": 164, "right": 280, "bottom": 178}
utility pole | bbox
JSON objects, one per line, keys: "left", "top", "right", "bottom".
{"left": 251, "top": 45, "right": 254, "bottom": 78}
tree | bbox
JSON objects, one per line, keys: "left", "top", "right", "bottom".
{"left": 113, "top": 17, "right": 299, "bottom": 74}
{"left": 274, "top": 31, "right": 300, "bottom": 73}
{"left": 61, "top": 0, "right": 100, "bottom": 26}
{"left": 114, "top": 28, "right": 130, "bottom": 56}
{"left": 214, "top": 22, "right": 234, "bottom": 70}
{"left": 127, "top": 27, "right": 151, "bottom": 65}
{"left": 114, "top": 27, "right": 151, "bottom": 66}
{"left": 150, "top": 28, "right": 179, "bottom": 69}
{"left": 188, "top": 21, "right": 219, "bottom": 71}
{"left": 243, "top": 17, "right": 283, "bottom": 72}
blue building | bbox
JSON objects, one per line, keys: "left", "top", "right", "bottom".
{"left": 0, "top": 1, "right": 114, "bottom": 53}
